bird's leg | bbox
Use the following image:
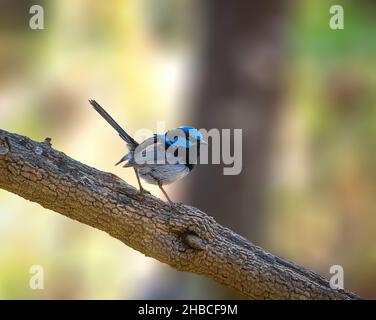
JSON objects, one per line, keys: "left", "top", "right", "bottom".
{"left": 134, "top": 168, "right": 150, "bottom": 195}
{"left": 158, "top": 182, "right": 174, "bottom": 207}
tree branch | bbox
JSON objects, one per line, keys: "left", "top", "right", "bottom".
{"left": 0, "top": 129, "right": 359, "bottom": 299}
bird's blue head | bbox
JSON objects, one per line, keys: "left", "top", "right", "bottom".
{"left": 164, "top": 126, "right": 206, "bottom": 149}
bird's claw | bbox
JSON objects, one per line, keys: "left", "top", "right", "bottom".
{"left": 140, "top": 188, "right": 151, "bottom": 195}
{"left": 137, "top": 189, "right": 150, "bottom": 201}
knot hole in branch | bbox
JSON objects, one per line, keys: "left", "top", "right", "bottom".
{"left": 182, "top": 231, "right": 207, "bottom": 251}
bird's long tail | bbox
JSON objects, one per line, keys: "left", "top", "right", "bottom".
{"left": 88, "top": 100, "right": 139, "bottom": 150}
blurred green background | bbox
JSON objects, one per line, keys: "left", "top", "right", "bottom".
{"left": 1, "top": 0, "right": 375, "bottom": 299}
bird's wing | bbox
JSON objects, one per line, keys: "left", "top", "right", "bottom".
{"left": 133, "top": 135, "right": 166, "bottom": 165}
{"left": 131, "top": 135, "right": 186, "bottom": 165}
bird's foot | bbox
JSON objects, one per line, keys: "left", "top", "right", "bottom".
{"left": 137, "top": 188, "right": 151, "bottom": 201}
{"left": 139, "top": 188, "right": 151, "bottom": 195}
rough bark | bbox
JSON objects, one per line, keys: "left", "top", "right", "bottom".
{"left": 0, "top": 129, "right": 359, "bottom": 300}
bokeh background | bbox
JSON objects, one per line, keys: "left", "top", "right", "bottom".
{"left": 1, "top": 0, "right": 376, "bottom": 299}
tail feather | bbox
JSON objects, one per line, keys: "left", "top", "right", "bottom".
{"left": 89, "top": 99, "right": 138, "bottom": 150}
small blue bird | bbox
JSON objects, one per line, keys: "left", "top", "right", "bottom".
{"left": 89, "top": 100, "right": 207, "bottom": 206}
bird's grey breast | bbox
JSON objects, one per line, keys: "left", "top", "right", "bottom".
{"left": 138, "top": 164, "right": 190, "bottom": 185}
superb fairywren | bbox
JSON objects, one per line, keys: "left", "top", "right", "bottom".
{"left": 89, "top": 100, "right": 207, "bottom": 205}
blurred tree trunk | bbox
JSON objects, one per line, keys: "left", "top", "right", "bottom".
{"left": 189, "top": 0, "right": 285, "bottom": 249}
{"left": 184, "top": 0, "right": 286, "bottom": 297}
